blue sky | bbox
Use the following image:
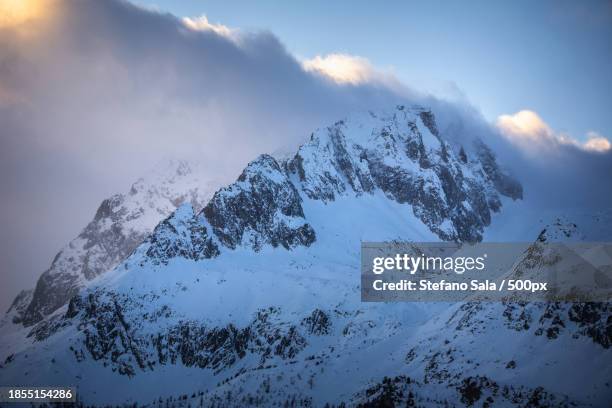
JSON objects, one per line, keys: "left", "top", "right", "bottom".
{"left": 141, "top": 0, "right": 612, "bottom": 141}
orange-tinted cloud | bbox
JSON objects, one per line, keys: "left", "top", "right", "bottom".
{"left": 301, "top": 53, "right": 401, "bottom": 88}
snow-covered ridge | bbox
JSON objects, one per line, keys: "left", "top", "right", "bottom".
{"left": 132, "top": 105, "right": 522, "bottom": 270}
{"left": 11, "top": 160, "right": 220, "bottom": 326}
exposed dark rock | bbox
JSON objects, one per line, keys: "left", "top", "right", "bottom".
{"left": 54, "top": 290, "right": 326, "bottom": 376}
{"left": 143, "top": 205, "right": 219, "bottom": 266}
{"left": 568, "top": 303, "right": 611, "bottom": 348}
{"left": 203, "top": 154, "right": 316, "bottom": 251}
{"left": 301, "top": 309, "right": 331, "bottom": 335}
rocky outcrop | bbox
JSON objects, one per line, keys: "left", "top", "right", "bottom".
{"left": 203, "top": 154, "right": 316, "bottom": 251}
{"left": 301, "top": 309, "right": 331, "bottom": 335}
{"left": 41, "top": 292, "right": 328, "bottom": 377}
{"left": 142, "top": 205, "right": 219, "bottom": 266}
{"left": 452, "top": 301, "right": 611, "bottom": 348}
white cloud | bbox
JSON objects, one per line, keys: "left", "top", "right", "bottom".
{"left": 302, "top": 53, "right": 397, "bottom": 86}
{"left": 302, "top": 54, "right": 374, "bottom": 84}
{"left": 182, "top": 15, "right": 236, "bottom": 39}
{"left": 583, "top": 131, "right": 612, "bottom": 153}
{"left": 497, "top": 110, "right": 553, "bottom": 140}
{"left": 496, "top": 110, "right": 611, "bottom": 153}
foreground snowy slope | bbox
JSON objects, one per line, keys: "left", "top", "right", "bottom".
{"left": 1, "top": 106, "right": 609, "bottom": 407}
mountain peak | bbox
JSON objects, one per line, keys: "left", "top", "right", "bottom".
{"left": 284, "top": 105, "right": 521, "bottom": 242}
{"left": 129, "top": 106, "right": 524, "bottom": 270}
{"left": 13, "top": 159, "right": 220, "bottom": 327}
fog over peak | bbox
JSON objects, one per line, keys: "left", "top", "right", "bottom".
{"left": 0, "top": 0, "right": 610, "bottom": 311}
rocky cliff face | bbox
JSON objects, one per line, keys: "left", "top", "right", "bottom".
{"left": 203, "top": 154, "right": 316, "bottom": 251}
{"left": 13, "top": 160, "right": 219, "bottom": 326}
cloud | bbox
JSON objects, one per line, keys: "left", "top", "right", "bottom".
{"left": 302, "top": 53, "right": 378, "bottom": 85}
{"left": 0, "top": 0, "right": 48, "bottom": 28}
{"left": 302, "top": 53, "right": 402, "bottom": 89}
{"left": 496, "top": 110, "right": 553, "bottom": 141}
{"left": 583, "top": 131, "right": 612, "bottom": 153}
{"left": 497, "top": 110, "right": 611, "bottom": 153}
{"left": 182, "top": 15, "right": 236, "bottom": 40}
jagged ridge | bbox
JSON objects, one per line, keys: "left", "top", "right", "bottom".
{"left": 137, "top": 106, "right": 522, "bottom": 268}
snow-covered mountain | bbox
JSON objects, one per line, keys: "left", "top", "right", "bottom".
{"left": 5, "top": 160, "right": 221, "bottom": 327}
{"left": 1, "top": 106, "right": 610, "bottom": 407}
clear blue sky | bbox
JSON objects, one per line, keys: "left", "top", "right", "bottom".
{"left": 139, "top": 0, "right": 612, "bottom": 141}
